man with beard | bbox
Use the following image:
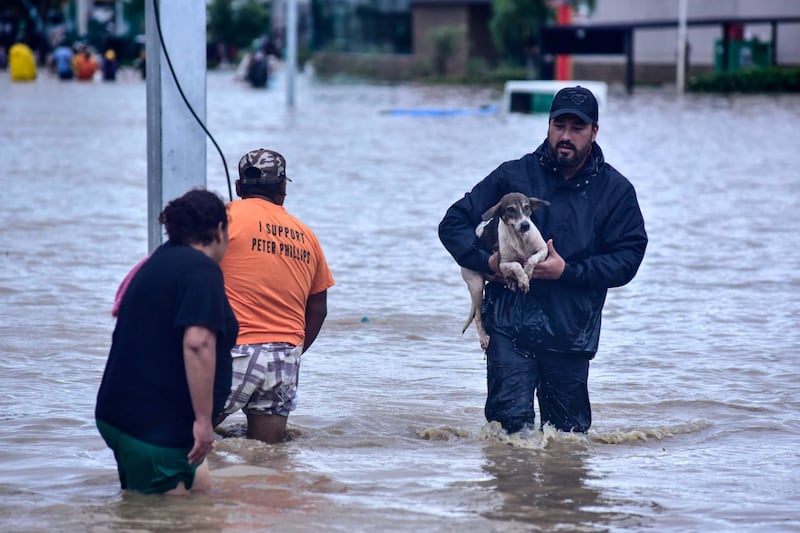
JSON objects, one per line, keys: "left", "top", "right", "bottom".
{"left": 438, "top": 86, "right": 647, "bottom": 435}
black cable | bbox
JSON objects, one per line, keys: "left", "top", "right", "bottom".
{"left": 152, "top": 0, "right": 233, "bottom": 201}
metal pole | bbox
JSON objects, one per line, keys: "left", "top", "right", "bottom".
{"left": 77, "top": 0, "right": 89, "bottom": 37}
{"left": 286, "top": 0, "right": 297, "bottom": 108}
{"left": 721, "top": 23, "right": 730, "bottom": 73}
{"left": 555, "top": 1, "right": 572, "bottom": 81}
{"left": 145, "top": 0, "right": 208, "bottom": 253}
{"left": 770, "top": 21, "right": 777, "bottom": 66}
{"left": 115, "top": 0, "right": 125, "bottom": 36}
{"left": 624, "top": 29, "right": 634, "bottom": 95}
{"left": 676, "top": 0, "right": 688, "bottom": 94}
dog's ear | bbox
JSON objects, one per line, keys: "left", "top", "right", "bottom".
{"left": 481, "top": 199, "right": 504, "bottom": 221}
{"left": 529, "top": 196, "right": 551, "bottom": 210}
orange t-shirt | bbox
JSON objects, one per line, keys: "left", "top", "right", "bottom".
{"left": 74, "top": 54, "right": 98, "bottom": 80}
{"left": 221, "top": 198, "right": 334, "bottom": 346}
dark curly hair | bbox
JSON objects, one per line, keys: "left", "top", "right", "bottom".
{"left": 158, "top": 189, "right": 228, "bottom": 246}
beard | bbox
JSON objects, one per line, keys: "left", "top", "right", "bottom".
{"left": 551, "top": 141, "right": 591, "bottom": 170}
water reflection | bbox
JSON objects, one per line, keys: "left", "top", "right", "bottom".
{"left": 104, "top": 491, "right": 226, "bottom": 532}
{"left": 480, "top": 439, "right": 640, "bottom": 531}
{"left": 80, "top": 441, "right": 336, "bottom": 532}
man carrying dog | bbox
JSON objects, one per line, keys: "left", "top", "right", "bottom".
{"left": 438, "top": 86, "right": 647, "bottom": 434}
{"left": 216, "top": 148, "right": 334, "bottom": 443}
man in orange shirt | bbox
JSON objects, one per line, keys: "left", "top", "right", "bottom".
{"left": 216, "top": 149, "right": 334, "bottom": 443}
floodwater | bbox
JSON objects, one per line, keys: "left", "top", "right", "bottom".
{"left": 1, "top": 66, "right": 799, "bottom": 532}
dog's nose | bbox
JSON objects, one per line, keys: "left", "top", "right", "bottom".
{"left": 520, "top": 221, "right": 530, "bottom": 232}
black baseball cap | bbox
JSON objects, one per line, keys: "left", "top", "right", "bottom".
{"left": 549, "top": 86, "right": 598, "bottom": 124}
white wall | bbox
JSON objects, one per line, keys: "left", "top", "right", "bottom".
{"left": 577, "top": 0, "right": 800, "bottom": 66}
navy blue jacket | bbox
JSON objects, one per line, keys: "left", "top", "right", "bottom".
{"left": 438, "top": 140, "right": 647, "bottom": 355}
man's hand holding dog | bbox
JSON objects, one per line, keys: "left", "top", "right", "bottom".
{"left": 488, "top": 240, "right": 564, "bottom": 282}
{"left": 487, "top": 253, "right": 506, "bottom": 283}
{"left": 488, "top": 253, "right": 500, "bottom": 275}
{"left": 531, "top": 240, "right": 565, "bottom": 280}
{"left": 486, "top": 252, "right": 506, "bottom": 283}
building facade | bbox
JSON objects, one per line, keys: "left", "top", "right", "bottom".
{"left": 570, "top": 0, "right": 800, "bottom": 84}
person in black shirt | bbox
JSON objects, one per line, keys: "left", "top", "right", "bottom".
{"left": 96, "top": 189, "right": 238, "bottom": 494}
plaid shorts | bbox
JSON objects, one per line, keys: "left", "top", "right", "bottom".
{"left": 223, "top": 342, "right": 303, "bottom": 417}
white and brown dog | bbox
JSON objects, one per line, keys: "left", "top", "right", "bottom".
{"left": 461, "top": 192, "right": 550, "bottom": 351}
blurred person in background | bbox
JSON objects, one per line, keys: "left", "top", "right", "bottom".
{"left": 246, "top": 50, "right": 268, "bottom": 88}
{"left": 74, "top": 44, "right": 98, "bottom": 81}
{"left": 102, "top": 49, "right": 118, "bottom": 81}
{"left": 8, "top": 42, "right": 36, "bottom": 81}
{"left": 52, "top": 40, "right": 73, "bottom": 80}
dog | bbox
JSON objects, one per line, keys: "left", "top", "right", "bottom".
{"left": 461, "top": 192, "right": 550, "bottom": 351}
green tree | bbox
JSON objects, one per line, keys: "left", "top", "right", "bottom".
{"left": 123, "top": 0, "right": 145, "bottom": 36}
{"left": 208, "top": 0, "right": 237, "bottom": 47}
{"left": 490, "top": 0, "right": 548, "bottom": 65}
{"left": 489, "top": 0, "right": 595, "bottom": 70}
{"left": 234, "top": 0, "right": 271, "bottom": 49}
{"left": 428, "top": 25, "right": 466, "bottom": 76}
{"left": 207, "top": 0, "right": 270, "bottom": 52}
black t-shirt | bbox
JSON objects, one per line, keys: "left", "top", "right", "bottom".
{"left": 95, "top": 242, "right": 238, "bottom": 448}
